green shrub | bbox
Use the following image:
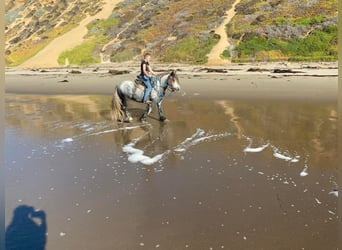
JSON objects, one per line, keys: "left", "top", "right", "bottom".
{"left": 58, "top": 38, "right": 101, "bottom": 65}
{"left": 111, "top": 49, "right": 136, "bottom": 62}
{"left": 161, "top": 35, "right": 219, "bottom": 64}
{"left": 57, "top": 17, "right": 119, "bottom": 65}
{"left": 234, "top": 25, "right": 337, "bottom": 61}
{"left": 221, "top": 49, "right": 231, "bottom": 59}
{"left": 86, "top": 18, "right": 119, "bottom": 35}
{"left": 274, "top": 15, "right": 325, "bottom": 26}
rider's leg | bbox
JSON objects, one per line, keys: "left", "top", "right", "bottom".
{"left": 142, "top": 77, "right": 152, "bottom": 103}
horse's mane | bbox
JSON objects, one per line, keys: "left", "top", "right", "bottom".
{"left": 156, "top": 72, "right": 169, "bottom": 82}
{"left": 157, "top": 71, "right": 179, "bottom": 83}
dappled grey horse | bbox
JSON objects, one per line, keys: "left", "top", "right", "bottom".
{"left": 111, "top": 70, "right": 181, "bottom": 122}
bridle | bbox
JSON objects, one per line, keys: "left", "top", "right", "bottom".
{"left": 165, "top": 72, "right": 179, "bottom": 92}
{"left": 150, "top": 71, "right": 179, "bottom": 98}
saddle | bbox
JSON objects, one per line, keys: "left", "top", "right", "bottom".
{"left": 134, "top": 75, "right": 145, "bottom": 90}
{"left": 134, "top": 75, "right": 157, "bottom": 90}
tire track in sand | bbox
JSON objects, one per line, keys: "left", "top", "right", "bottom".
{"left": 206, "top": 0, "right": 241, "bottom": 66}
{"left": 20, "top": 0, "right": 123, "bottom": 68}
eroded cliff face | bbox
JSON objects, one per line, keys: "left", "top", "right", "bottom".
{"left": 6, "top": 0, "right": 237, "bottom": 66}
{"left": 5, "top": 0, "right": 338, "bottom": 67}
{"left": 5, "top": 0, "right": 106, "bottom": 66}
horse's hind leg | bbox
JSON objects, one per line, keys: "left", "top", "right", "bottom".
{"left": 139, "top": 103, "right": 152, "bottom": 122}
{"left": 121, "top": 96, "right": 132, "bottom": 122}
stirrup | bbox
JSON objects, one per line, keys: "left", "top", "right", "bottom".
{"left": 143, "top": 99, "right": 152, "bottom": 104}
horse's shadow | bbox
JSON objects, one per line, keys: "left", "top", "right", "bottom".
{"left": 6, "top": 205, "right": 47, "bottom": 250}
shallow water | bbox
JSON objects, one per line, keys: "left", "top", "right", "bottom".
{"left": 5, "top": 95, "right": 338, "bottom": 249}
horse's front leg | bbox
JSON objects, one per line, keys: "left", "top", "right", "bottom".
{"left": 139, "top": 102, "right": 153, "bottom": 122}
{"left": 157, "top": 100, "right": 166, "bottom": 122}
{"left": 122, "top": 96, "right": 132, "bottom": 122}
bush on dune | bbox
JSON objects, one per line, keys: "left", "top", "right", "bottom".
{"left": 234, "top": 25, "right": 337, "bottom": 62}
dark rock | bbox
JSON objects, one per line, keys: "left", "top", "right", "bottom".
{"left": 247, "top": 68, "right": 270, "bottom": 72}
{"left": 273, "top": 69, "right": 303, "bottom": 74}
{"left": 108, "top": 69, "right": 130, "bottom": 75}
{"left": 9, "top": 37, "right": 21, "bottom": 44}
{"left": 251, "top": 15, "right": 266, "bottom": 25}
{"left": 69, "top": 70, "right": 82, "bottom": 74}
{"left": 199, "top": 68, "right": 228, "bottom": 73}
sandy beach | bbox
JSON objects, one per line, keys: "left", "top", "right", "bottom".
{"left": 4, "top": 62, "right": 338, "bottom": 250}
{"left": 5, "top": 62, "right": 338, "bottom": 101}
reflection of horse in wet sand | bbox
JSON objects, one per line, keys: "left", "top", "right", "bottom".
{"left": 111, "top": 70, "right": 181, "bottom": 122}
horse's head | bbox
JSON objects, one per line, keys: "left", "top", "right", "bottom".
{"left": 166, "top": 70, "right": 181, "bottom": 92}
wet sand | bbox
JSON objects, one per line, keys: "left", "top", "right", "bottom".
{"left": 4, "top": 63, "right": 338, "bottom": 249}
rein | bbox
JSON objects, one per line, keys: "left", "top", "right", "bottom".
{"left": 151, "top": 73, "right": 170, "bottom": 99}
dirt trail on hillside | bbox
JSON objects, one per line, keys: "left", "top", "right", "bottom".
{"left": 206, "top": 0, "right": 241, "bottom": 66}
{"left": 20, "top": 0, "right": 122, "bottom": 68}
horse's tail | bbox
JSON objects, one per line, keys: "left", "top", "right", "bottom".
{"left": 111, "top": 86, "right": 124, "bottom": 121}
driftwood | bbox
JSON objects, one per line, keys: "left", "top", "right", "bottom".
{"left": 69, "top": 70, "right": 82, "bottom": 74}
{"left": 198, "top": 68, "right": 228, "bottom": 73}
{"left": 108, "top": 69, "right": 130, "bottom": 75}
{"left": 273, "top": 69, "right": 303, "bottom": 74}
{"left": 247, "top": 68, "right": 270, "bottom": 72}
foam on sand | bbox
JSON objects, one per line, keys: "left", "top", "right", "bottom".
{"left": 174, "top": 128, "right": 230, "bottom": 153}
{"left": 272, "top": 146, "right": 300, "bottom": 162}
{"left": 328, "top": 190, "right": 338, "bottom": 197}
{"left": 243, "top": 138, "right": 269, "bottom": 153}
{"left": 90, "top": 124, "right": 149, "bottom": 136}
{"left": 300, "top": 164, "right": 308, "bottom": 177}
{"left": 123, "top": 137, "right": 170, "bottom": 165}
{"left": 122, "top": 142, "right": 169, "bottom": 165}
{"left": 123, "top": 128, "right": 230, "bottom": 165}
{"left": 59, "top": 124, "right": 149, "bottom": 145}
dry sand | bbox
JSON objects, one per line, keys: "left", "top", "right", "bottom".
{"left": 206, "top": 0, "right": 242, "bottom": 65}
{"left": 5, "top": 62, "right": 338, "bottom": 102}
{"left": 20, "top": 0, "right": 123, "bottom": 68}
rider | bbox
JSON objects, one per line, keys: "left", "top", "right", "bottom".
{"left": 140, "top": 52, "right": 156, "bottom": 103}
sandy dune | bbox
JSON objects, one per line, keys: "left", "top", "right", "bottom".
{"left": 206, "top": 0, "right": 241, "bottom": 65}
{"left": 20, "top": 0, "right": 123, "bottom": 68}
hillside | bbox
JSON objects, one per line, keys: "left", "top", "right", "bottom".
{"left": 227, "top": 0, "right": 338, "bottom": 62}
{"left": 5, "top": 0, "right": 338, "bottom": 67}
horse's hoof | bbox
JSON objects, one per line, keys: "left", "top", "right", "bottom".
{"left": 159, "top": 116, "right": 166, "bottom": 122}
{"left": 123, "top": 117, "right": 131, "bottom": 123}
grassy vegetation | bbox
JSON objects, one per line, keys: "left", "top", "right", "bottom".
{"left": 58, "top": 38, "right": 103, "bottom": 65}
{"left": 111, "top": 49, "right": 136, "bottom": 62}
{"left": 86, "top": 18, "right": 119, "bottom": 37}
{"left": 6, "top": 0, "right": 337, "bottom": 66}
{"left": 136, "top": 0, "right": 234, "bottom": 64}
{"left": 5, "top": 10, "right": 87, "bottom": 66}
{"left": 5, "top": 0, "right": 106, "bottom": 67}
{"left": 161, "top": 35, "right": 220, "bottom": 64}
{"left": 57, "top": 17, "right": 119, "bottom": 65}
{"left": 227, "top": 0, "right": 337, "bottom": 62}
{"left": 233, "top": 25, "right": 337, "bottom": 62}
{"left": 6, "top": 23, "right": 81, "bottom": 67}
{"left": 221, "top": 49, "right": 231, "bottom": 60}
{"left": 274, "top": 15, "right": 325, "bottom": 26}
{"left": 6, "top": 42, "right": 48, "bottom": 67}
